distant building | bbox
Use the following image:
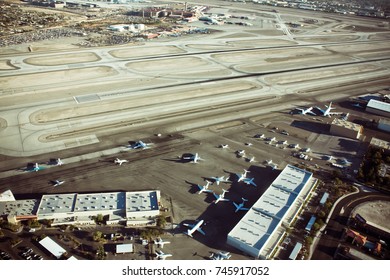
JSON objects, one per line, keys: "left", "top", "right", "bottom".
{"left": 227, "top": 164, "right": 316, "bottom": 259}
{"left": 366, "top": 99, "right": 390, "bottom": 118}
{"left": 378, "top": 118, "right": 390, "bottom": 133}
{"left": 39, "top": 236, "right": 67, "bottom": 259}
{"left": 330, "top": 118, "right": 363, "bottom": 139}
{"left": 370, "top": 137, "right": 390, "bottom": 153}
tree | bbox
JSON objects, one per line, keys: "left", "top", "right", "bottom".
{"left": 156, "top": 215, "right": 167, "bottom": 228}
{"left": 96, "top": 246, "right": 106, "bottom": 260}
{"left": 305, "top": 236, "right": 313, "bottom": 245}
{"left": 93, "top": 231, "right": 104, "bottom": 242}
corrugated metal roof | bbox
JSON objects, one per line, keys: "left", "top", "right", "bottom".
{"left": 367, "top": 99, "right": 390, "bottom": 113}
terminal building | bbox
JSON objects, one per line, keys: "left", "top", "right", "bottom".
{"left": 0, "top": 190, "right": 161, "bottom": 227}
{"left": 227, "top": 164, "right": 317, "bottom": 259}
{"left": 329, "top": 118, "right": 363, "bottom": 139}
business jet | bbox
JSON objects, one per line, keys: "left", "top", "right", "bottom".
{"left": 183, "top": 220, "right": 205, "bottom": 237}
{"left": 236, "top": 150, "right": 246, "bottom": 157}
{"left": 128, "top": 140, "right": 153, "bottom": 150}
{"left": 183, "top": 153, "right": 204, "bottom": 163}
{"left": 210, "top": 176, "right": 230, "bottom": 186}
{"left": 52, "top": 180, "right": 65, "bottom": 187}
{"left": 294, "top": 106, "right": 316, "bottom": 115}
{"left": 265, "top": 159, "right": 278, "bottom": 170}
{"left": 315, "top": 102, "right": 343, "bottom": 117}
{"left": 155, "top": 250, "right": 172, "bottom": 260}
{"left": 213, "top": 189, "right": 229, "bottom": 204}
{"left": 219, "top": 144, "right": 229, "bottom": 149}
{"left": 114, "top": 158, "right": 128, "bottom": 166}
{"left": 233, "top": 198, "right": 249, "bottom": 212}
{"left": 246, "top": 156, "right": 256, "bottom": 163}
{"left": 243, "top": 177, "right": 257, "bottom": 187}
{"left": 210, "top": 251, "right": 231, "bottom": 260}
{"left": 55, "top": 158, "right": 63, "bottom": 166}
{"left": 197, "top": 180, "right": 212, "bottom": 194}
{"left": 236, "top": 169, "right": 249, "bottom": 182}
{"left": 154, "top": 237, "right": 170, "bottom": 248}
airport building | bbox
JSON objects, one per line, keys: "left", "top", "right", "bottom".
{"left": 227, "top": 164, "right": 317, "bottom": 259}
{"left": 0, "top": 190, "right": 161, "bottom": 227}
{"left": 329, "top": 118, "right": 363, "bottom": 139}
{"left": 366, "top": 99, "right": 390, "bottom": 118}
{"left": 378, "top": 118, "right": 390, "bottom": 133}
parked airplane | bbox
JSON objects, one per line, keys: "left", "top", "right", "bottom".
{"left": 339, "top": 158, "right": 352, "bottom": 165}
{"left": 243, "top": 177, "right": 257, "bottom": 187}
{"left": 210, "top": 176, "right": 229, "bottom": 185}
{"left": 233, "top": 198, "right": 249, "bottom": 212}
{"left": 213, "top": 189, "right": 229, "bottom": 204}
{"left": 236, "top": 150, "right": 245, "bottom": 157}
{"left": 197, "top": 180, "right": 212, "bottom": 194}
{"left": 114, "top": 158, "right": 128, "bottom": 166}
{"left": 128, "top": 140, "right": 152, "bottom": 150}
{"left": 183, "top": 220, "right": 205, "bottom": 237}
{"left": 219, "top": 144, "right": 229, "bottom": 149}
{"left": 315, "top": 102, "right": 343, "bottom": 117}
{"left": 154, "top": 237, "right": 170, "bottom": 248}
{"left": 265, "top": 159, "right": 278, "bottom": 170}
{"left": 52, "top": 180, "right": 65, "bottom": 187}
{"left": 247, "top": 156, "right": 256, "bottom": 163}
{"left": 295, "top": 106, "right": 316, "bottom": 115}
{"left": 55, "top": 158, "right": 63, "bottom": 166}
{"left": 33, "top": 163, "right": 40, "bottom": 172}
{"left": 155, "top": 250, "right": 172, "bottom": 260}
{"left": 352, "top": 102, "right": 365, "bottom": 109}
{"left": 183, "top": 153, "right": 204, "bottom": 163}
{"left": 210, "top": 251, "right": 231, "bottom": 260}
{"left": 236, "top": 169, "right": 249, "bottom": 182}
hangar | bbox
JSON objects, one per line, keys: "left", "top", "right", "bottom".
{"left": 366, "top": 99, "right": 390, "bottom": 118}
{"left": 227, "top": 164, "right": 316, "bottom": 259}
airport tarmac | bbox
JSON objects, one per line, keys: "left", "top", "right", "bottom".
{"left": 1, "top": 1, "right": 390, "bottom": 260}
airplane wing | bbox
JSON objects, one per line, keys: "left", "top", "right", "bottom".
{"left": 197, "top": 227, "right": 206, "bottom": 235}
{"left": 329, "top": 112, "right": 343, "bottom": 115}
{"left": 314, "top": 107, "right": 325, "bottom": 114}
{"left": 306, "top": 111, "right": 316, "bottom": 116}
{"left": 233, "top": 202, "right": 239, "bottom": 209}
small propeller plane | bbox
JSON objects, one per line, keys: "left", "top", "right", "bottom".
{"left": 128, "top": 140, "right": 153, "bottom": 150}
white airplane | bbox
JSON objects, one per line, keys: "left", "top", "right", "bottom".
{"left": 155, "top": 250, "right": 172, "bottom": 260}
{"left": 154, "top": 237, "right": 170, "bottom": 248}
{"left": 213, "top": 189, "right": 229, "bottom": 204}
{"left": 233, "top": 198, "right": 249, "bottom": 212}
{"left": 265, "top": 159, "right": 278, "bottom": 170}
{"left": 128, "top": 140, "right": 152, "bottom": 150}
{"left": 295, "top": 106, "right": 316, "bottom": 115}
{"left": 197, "top": 180, "right": 212, "bottom": 194}
{"left": 243, "top": 177, "right": 257, "bottom": 187}
{"left": 210, "top": 251, "right": 231, "bottom": 260}
{"left": 210, "top": 176, "right": 230, "bottom": 185}
{"left": 219, "top": 144, "right": 229, "bottom": 149}
{"left": 33, "top": 163, "right": 40, "bottom": 172}
{"left": 236, "top": 150, "right": 245, "bottom": 157}
{"left": 315, "top": 102, "right": 343, "bottom": 117}
{"left": 323, "top": 155, "right": 333, "bottom": 161}
{"left": 247, "top": 156, "right": 256, "bottom": 163}
{"left": 245, "top": 142, "right": 253, "bottom": 146}
{"left": 183, "top": 153, "right": 204, "bottom": 163}
{"left": 339, "top": 158, "right": 352, "bottom": 165}
{"left": 114, "top": 158, "right": 128, "bottom": 166}
{"left": 55, "top": 158, "right": 63, "bottom": 166}
{"left": 236, "top": 169, "right": 249, "bottom": 182}
{"left": 183, "top": 220, "right": 205, "bottom": 237}
{"left": 52, "top": 180, "right": 65, "bottom": 187}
